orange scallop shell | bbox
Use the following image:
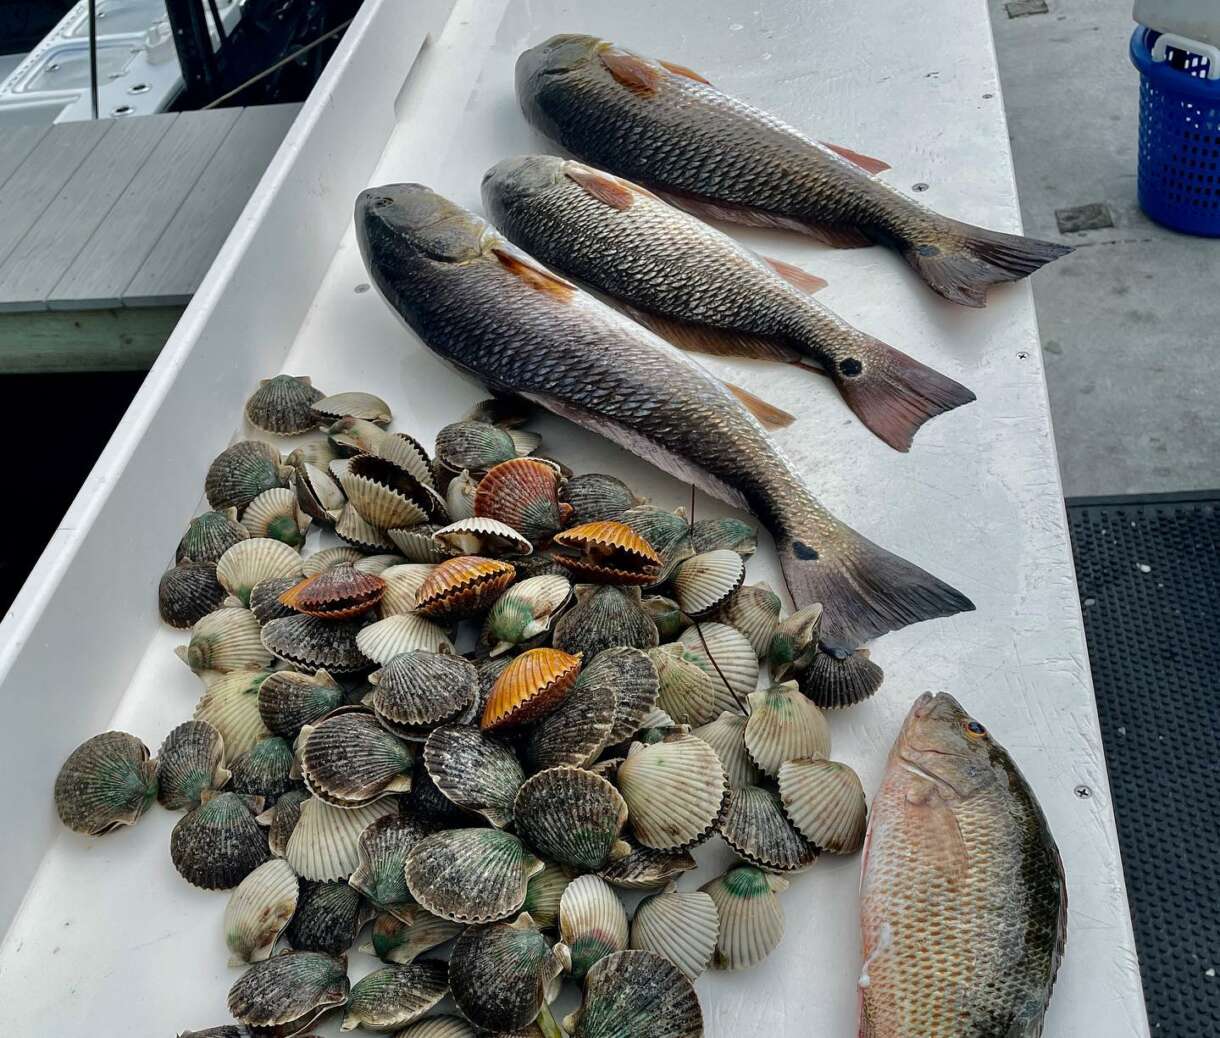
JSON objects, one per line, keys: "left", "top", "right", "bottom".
{"left": 481, "top": 647, "right": 583, "bottom": 731}
{"left": 474, "top": 459, "right": 561, "bottom": 544}
{"left": 414, "top": 555, "right": 517, "bottom": 620}
{"left": 551, "top": 520, "right": 663, "bottom": 585}
{"left": 279, "top": 564, "right": 386, "bottom": 619}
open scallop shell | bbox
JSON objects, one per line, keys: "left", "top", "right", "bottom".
{"left": 767, "top": 604, "right": 825, "bottom": 682}
{"left": 341, "top": 960, "right": 449, "bottom": 1032}
{"left": 524, "top": 657, "right": 617, "bottom": 771}
{"left": 677, "top": 622, "right": 758, "bottom": 716}
{"left": 159, "top": 561, "right": 226, "bottom": 629}
{"left": 367, "top": 906, "right": 464, "bottom": 964}
{"left": 179, "top": 605, "right": 272, "bottom": 675}
{"left": 285, "top": 795, "right": 397, "bottom": 881}
{"left": 379, "top": 563, "right": 436, "bottom": 616}
{"left": 423, "top": 724, "right": 524, "bottom": 828}
{"left": 482, "top": 574, "right": 571, "bottom": 656}
{"left": 279, "top": 565, "right": 385, "bottom": 619}
{"left": 229, "top": 735, "right": 296, "bottom": 803}
{"left": 562, "top": 949, "right": 703, "bottom": 1038}
{"left": 356, "top": 613, "right": 454, "bottom": 664}
{"left": 387, "top": 523, "right": 455, "bottom": 563}
{"left": 672, "top": 549, "right": 746, "bottom": 619}
{"left": 312, "top": 390, "right": 392, "bottom": 425}
{"left": 371, "top": 651, "right": 478, "bottom": 737}
{"left": 559, "top": 473, "right": 639, "bottom": 525}
{"left": 435, "top": 420, "right": 519, "bottom": 475}
{"left": 798, "top": 645, "right": 885, "bottom": 709}
{"left": 194, "top": 669, "right": 274, "bottom": 758}
{"left": 777, "top": 757, "right": 867, "bottom": 854}
{"left": 177, "top": 508, "right": 249, "bottom": 564}
{"left": 649, "top": 644, "right": 718, "bottom": 728}
{"left": 205, "top": 440, "right": 290, "bottom": 512}
{"left": 576, "top": 646, "right": 658, "bottom": 746}
{"left": 157, "top": 720, "right": 230, "bottom": 810}
{"left": 551, "top": 521, "right": 662, "bottom": 585}
{"left": 514, "top": 766, "right": 630, "bottom": 871}
{"left": 559, "top": 875, "right": 629, "bottom": 981}
{"left": 523, "top": 862, "right": 575, "bottom": 930}
{"left": 481, "top": 647, "right": 582, "bottom": 731}
{"left": 615, "top": 734, "right": 728, "bottom": 851}
{"left": 701, "top": 866, "right": 788, "bottom": 971}
{"left": 340, "top": 454, "right": 440, "bottom": 530}
{"left": 294, "top": 462, "right": 347, "bottom": 527}
{"left": 553, "top": 584, "right": 659, "bottom": 659}
{"left": 54, "top": 731, "right": 158, "bottom": 835}
{"left": 328, "top": 416, "right": 389, "bottom": 457}
{"left": 227, "top": 950, "right": 350, "bottom": 1034}
{"left": 335, "top": 502, "right": 398, "bottom": 553}
{"left": 348, "top": 812, "right": 432, "bottom": 915}
{"left": 717, "top": 583, "right": 782, "bottom": 659}
{"left": 261, "top": 613, "right": 371, "bottom": 674}
{"left": 258, "top": 669, "right": 344, "bottom": 738}
{"left": 241, "top": 488, "right": 309, "bottom": 548}
{"left": 216, "top": 539, "right": 304, "bottom": 606}
{"left": 743, "top": 682, "right": 831, "bottom": 776}
{"left": 404, "top": 828, "right": 543, "bottom": 924}
{"left": 285, "top": 879, "right": 368, "bottom": 955}
{"left": 249, "top": 576, "right": 299, "bottom": 625}
{"left": 629, "top": 889, "right": 719, "bottom": 981}
{"left": 300, "top": 710, "right": 413, "bottom": 807}
{"left": 433, "top": 516, "right": 532, "bottom": 558}
{"left": 171, "top": 790, "right": 270, "bottom": 890}
{"left": 414, "top": 555, "right": 516, "bottom": 622}
{"left": 288, "top": 436, "right": 341, "bottom": 469}
{"left": 720, "top": 785, "right": 816, "bottom": 873}
{"left": 224, "top": 858, "right": 299, "bottom": 965}
{"left": 598, "top": 842, "right": 697, "bottom": 891}
{"left": 691, "top": 711, "right": 761, "bottom": 790}
{"left": 472, "top": 458, "right": 563, "bottom": 546}
{"left": 375, "top": 431, "right": 434, "bottom": 487}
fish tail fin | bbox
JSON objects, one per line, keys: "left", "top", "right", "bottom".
{"left": 778, "top": 526, "right": 974, "bottom": 646}
{"left": 902, "top": 218, "right": 1072, "bottom": 307}
{"left": 826, "top": 333, "right": 976, "bottom": 451}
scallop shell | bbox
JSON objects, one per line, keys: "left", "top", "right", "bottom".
{"left": 559, "top": 473, "right": 639, "bottom": 525}
{"left": 433, "top": 516, "right": 532, "bottom": 558}
{"left": 171, "top": 791, "right": 270, "bottom": 890}
{"left": 379, "top": 563, "right": 436, "bottom": 616}
{"left": 444, "top": 469, "right": 479, "bottom": 522}
{"left": 404, "top": 828, "right": 542, "bottom": 924}
{"left": 559, "top": 875, "right": 628, "bottom": 981}
{"left": 299, "top": 547, "right": 360, "bottom": 577}
{"left": 241, "top": 488, "right": 310, "bottom": 548}
{"left": 343, "top": 454, "right": 444, "bottom": 531}
{"left": 355, "top": 557, "right": 407, "bottom": 578}
{"left": 449, "top": 914, "right": 567, "bottom": 1032}
{"left": 263, "top": 787, "right": 308, "bottom": 857}
{"left": 598, "top": 842, "right": 697, "bottom": 891}
{"left": 229, "top": 736, "right": 297, "bottom": 803}
{"left": 348, "top": 813, "right": 432, "bottom": 913}
{"left": 641, "top": 594, "right": 691, "bottom": 641}
{"left": 522, "top": 862, "right": 575, "bottom": 930}
{"left": 279, "top": 565, "right": 386, "bottom": 619}
{"left": 552, "top": 521, "right": 662, "bottom": 585}
{"left": 523, "top": 657, "right": 617, "bottom": 771}
{"left": 157, "top": 720, "right": 230, "bottom": 810}
{"left": 463, "top": 396, "right": 534, "bottom": 428}
{"left": 294, "top": 462, "right": 346, "bottom": 526}
{"left": 677, "top": 622, "right": 758, "bottom": 716}
{"left": 356, "top": 613, "right": 454, "bottom": 664}
{"left": 159, "top": 561, "right": 226, "bottom": 628}
{"left": 717, "top": 583, "right": 781, "bottom": 658}
{"left": 336, "top": 502, "right": 398, "bottom": 553}
{"left": 285, "top": 796, "right": 397, "bottom": 881}
{"left": 206, "top": 440, "right": 290, "bottom": 512}
{"left": 342, "top": 960, "right": 449, "bottom": 1032}
{"left": 691, "top": 711, "right": 761, "bottom": 790}
{"left": 245, "top": 375, "right": 324, "bottom": 434}
{"left": 227, "top": 951, "right": 349, "bottom": 1034}
{"left": 691, "top": 516, "right": 757, "bottom": 555}
{"left": 617, "top": 505, "right": 689, "bottom": 553}
{"left": 285, "top": 879, "right": 368, "bottom": 954}
{"left": 510, "top": 548, "right": 569, "bottom": 580}
{"left": 54, "top": 731, "right": 158, "bottom": 835}
{"left": 391, "top": 1016, "right": 475, "bottom": 1038}
{"left": 434, "top": 420, "right": 518, "bottom": 475}
{"left": 649, "top": 644, "right": 718, "bottom": 728}
{"left": 473, "top": 458, "right": 562, "bottom": 544}
{"left": 258, "top": 669, "right": 344, "bottom": 738}
{"left": 194, "top": 669, "right": 275, "bottom": 758}
{"left": 615, "top": 734, "right": 728, "bottom": 850}
{"left": 582, "top": 646, "right": 659, "bottom": 746}
{"left": 767, "top": 604, "right": 825, "bottom": 682}
{"left": 423, "top": 724, "right": 524, "bottom": 828}
{"left": 179, "top": 605, "right": 272, "bottom": 675}
{"left": 777, "top": 757, "right": 867, "bottom": 854}
{"left": 482, "top": 574, "right": 571, "bottom": 656}
{"left": 481, "top": 647, "right": 582, "bottom": 731}
{"left": 216, "top": 539, "right": 304, "bottom": 606}
{"left": 720, "top": 785, "right": 816, "bottom": 873}
{"left": 288, "top": 437, "right": 341, "bottom": 470}
{"left": 312, "top": 391, "right": 392, "bottom": 425}
{"left": 414, "top": 555, "right": 516, "bottom": 621}
{"left": 743, "top": 682, "right": 831, "bottom": 776}
{"left": 798, "top": 645, "right": 884, "bottom": 709}
{"left": 367, "top": 906, "right": 464, "bottom": 964}
{"left": 387, "top": 523, "right": 455, "bottom": 563}
{"left": 552, "top": 584, "right": 659, "bottom": 659}
{"left": 700, "top": 866, "right": 788, "bottom": 971}
{"left": 224, "top": 858, "right": 299, "bottom": 964}
{"left": 177, "top": 508, "right": 249, "bottom": 563}
{"left": 328, "top": 416, "right": 390, "bottom": 456}
{"left": 672, "top": 550, "right": 746, "bottom": 619}
{"left": 563, "top": 950, "right": 702, "bottom": 1038}
{"left": 514, "top": 766, "right": 629, "bottom": 871}
{"left": 300, "top": 710, "right": 413, "bottom": 806}
{"left": 249, "top": 576, "right": 300, "bottom": 625}
{"left": 629, "top": 889, "right": 719, "bottom": 981}
{"left": 371, "top": 651, "right": 478, "bottom": 737}
{"left": 261, "top": 613, "right": 371, "bottom": 674}
{"left": 374, "top": 435, "right": 434, "bottom": 492}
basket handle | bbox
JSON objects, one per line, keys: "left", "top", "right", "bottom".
{"left": 1151, "top": 31, "right": 1220, "bottom": 79}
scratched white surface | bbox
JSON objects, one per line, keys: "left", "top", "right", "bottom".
{"left": 0, "top": 0, "right": 1149, "bottom": 1035}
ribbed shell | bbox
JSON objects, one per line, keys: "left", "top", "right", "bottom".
{"left": 403, "top": 762, "right": 476, "bottom": 829}
{"left": 264, "top": 788, "right": 308, "bottom": 857}
{"left": 288, "top": 437, "right": 341, "bottom": 469}
{"left": 261, "top": 613, "right": 371, "bottom": 674}
{"left": 342, "top": 960, "right": 449, "bottom": 1032}
{"left": 642, "top": 594, "right": 691, "bottom": 641}
{"left": 552, "top": 584, "right": 659, "bottom": 659}
{"left": 329, "top": 417, "right": 389, "bottom": 457}
{"left": 379, "top": 563, "right": 436, "bottom": 616}
{"left": 615, "top": 734, "right": 728, "bottom": 850}
{"left": 434, "top": 420, "right": 518, "bottom": 473}
{"left": 720, "top": 785, "right": 816, "bottom": 873}
{"left": 180, "top": 605, "right": 272, "bottom": 675}
{"left": 629, "top": 889, "right": 719, "bottom": 980}
{"left": 522, "top": 862, "right": 575, "bottom": 929}
{"left": 312, "top": 391, "right": 392, "bottom": 424}
{"left": 348, "top": 813, "right": 432, "bottom": 912}
{"left": 677, "top": 623, "right": 759, "bottom": 716}
{"left": 301, "top": 545, "right": 365, "bottom": 577}
{"left": 227, "top": 951, "right": 349, "bottom": 1030}
{"left": 701, "top": 866, "right": 788, "bottom": 971}
{"left": 294, "top": 461, "right": 346, "bottom": 526}
{"left": 371, "top": 651, "right": 478, "bottom": 736}
{"left": 524, "top": 658, "right": 617, "bottom": 771}
{"left": 559, "top": 472, "right": 639, "bottom": 525}
{"left": 580, "top": 646, "right": 658, "bottom": 745}
{"left": 224, "top": 858, "right": 299, "bottom": 964}
{"left": 649, "top": 644, "right": 718, "bottom": 727}
{"left": 482, "top": 574, "right": 571, "bottom": 656}
{"left": 285, "top": 796, "right": 397, "bottom": 881}
{"left": 474, "top": 458, "right": 562, "bottom": 543}
{"left": 552, "top": 521, "right": 662, "bottom": 585}
{"left": 444, "top": 469, "right": 479, "bottom": 522}
{"left": 285, "top": 879, "right": 366, "bottom": 954}
{"left": 415, "top": 555, "right": 516, "bottom": 621}
{"left": 692, "top": 712, "right": 761, "bottom": 790}
{"left": 717, "top": 583, "right": 782, "bottom": 659}
{"left": 392, "top": 1016, "right": 475, "bottom": 1038}
{"left": 171, "top": 791, "right": 270, "bottom": 890}
{"left": 563, "top": 950, "right": 703, "bottom": 1038}
{"left": 300, "top": 710, "right": 413, "bottom": 806}
{"left": 248, "top": 576, "right": 300, "bottom": 625}
{"left": 423, "top": 724, "right": 524, "bottom": 827}
{"left": 157, "top": 720, "right": 229, "bottom": 810}
{"left": 481, "top": 647, "right": 582, "bottom": 731}
{"left": 279, "top": 565, "right": 385, "bottom": 619}
{"left": 193, "top": 669, "right": 274, "bottom": 758}
{"left": 767, "top": 604, "right": 824, "bottom": 682}
{"left": 672, "top": 550, "right": 746, "bottom": 619}
{"left": 336, "top": 502, "right": 398, "bottom": 553}
{"left": 743, "top": 683, "right": 831, "bottom": 776}
{"left": 177, "top": 508, "right": 249, "bottom": 563}
{"left": 216, "top": 538, "right": 304, "bottom": 606}
{"left": 241, "top": 487, "right": 309, "bottom": 548}
{"left": 229, "top": 736, "right": 296, "bottom": 802}
{"left": 368, "top": 906, "right": 465, "bottom": 964}
{"left": 434, "top": 516, "right": 532, "bottom": 557}
{"left": 798, "top": 645, "right": 885, "bottom": 709}
{"left": 159, "top": 561, "right": 226, "bottom": 628}
{"left": 205, "top": 440, "right": 288, "bottom": 512}
{"left": 560, "top": 875, "right": 629, "bottom": 980}
{"left": 617, "top": 505, "right": 689, "bottom": 552}
{"left": 356, "top": 613, "right": 454, "bottom": 664}
{"left": 245, "top": 375, "right": 324, "bottom": 434}
{"left": 341, "top": 454, "right": 438, "bottom": 530}
{"left": 598, "top": 843, "right": 697, "bottom": 891}
{"left": 404, "top": 828, "right": 542, "bottom": 924}
{"left": 257, "top": 668, "right": 344, "bottom": 738}
{"left": 776, "top": 757, "right": 867, "bottom": 854}
{"left": 689, "top": 517, "right": 757, "bottom": 555}
{"left": 387, "top": 523, "right": 455, "bottom": 563}
{"left": 514, "top": 766, "right": 629, "bottom": 871}
{"left": 54, "top": 731, "right": 158, "bottom": 835}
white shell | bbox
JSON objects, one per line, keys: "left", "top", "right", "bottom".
{"left": 240, "top": 487, "right": 310, "bottom": 544}
{"left": 672, "top": 549, "right": 746, "bottom": 618}
{"left": 301, "top": 546, "right": 364, "bottom": 577}
{"left": 615, "top": 734, "right": 727, "bottom": 850}
{"left": 777, "top": 757, "right": 867, "bottom": 854}
{"left": 743, "top": 682, "right": 831, "bottom": 776}
{"left": 352, "top": 553, "right": 407, "bottom": 575}
{"left": 386, "top": 524, "right": 455, "bottom": 563}
{"left": 314, "top": 391, "right": 392, "bottom": 424}
{"left": 648, "top": 644, "right": 718, "bottom": 727}
{"left": 692, "top": 711, "right": 762, "bottom": 789}
{"left": 629, "top": 889, "right": 719, "bottom": 980}
{"left": 444, "top": 470, "right": 479, "bottom": 522}
{"left": 483, "top": 574, "right": 571, "bottom": 655}
{"left": 285, "top": 796, "right": 398, "bottom": 881}
{"left": 223, "top": 857, "right": 299, "bottom": 965}
{"left": 701, "top": 866, "right": 789, "bottom": 971}
{"left": 177, "top": 606, "right": 271, "bottom": 675}
{"left": 391, "top": 1016, "right": 477, "bottom": 1037}
{"left": 341, "top": 468, "right": 430, "bottom": 530}
{"left": 433, "top": 516, "right": 533, "bottom": 557}
{"left": 717, "top": 582, "right": 782, "bottom": 658}
{"left": 336, "top": 502, "right": 398, "bottom": 552}
{"left": 379, "top": 564, "right": 436, "bottom": 616}
{"left": 559, "top": 874, "right": 629, "bottom": 980}
{"left": 215, "top": 538, "right": 304, "bottom": 605}
{"left": 376, "top": 433, "right": 434, "bottom": 488}
{"left": 677, "top": 622, "right": 758, "bottom": 716}
{"left": 356, "top": 614, "right": 455, "bottom": 664}
{"left": 193, "top": 669, "right": 273, "bottom": 758}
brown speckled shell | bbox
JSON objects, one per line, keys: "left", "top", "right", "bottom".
{"left": 513, "top": 766, "right": 628, "bottom": 871}
{"left": 158, "top": 561, "right": 226, "bottom": 629}
{"left": 226, "top": 950, "right": 350, "bottom": 1031}
{"left": 279, "top": 564, "right": 386, "bottom": 619}
{"left": 449, "top": 917, "right": 565, "bottom": 1032}
{"left": 481, "top": 647, "right": 582, "bottom": 731}
{"left": 371, "top": 651, "right": 479, "bottom": 737}
{"left": 719, "top": 785, "right": 817, "bottom": 873}
{"left": 474, "top": 458, "right": 562, "bottom": 544}
{"left": 170, "top": 791, "right": 270, "bottom": 890}
{"left": 260, "top": 613, "right": 371, "bottom": 674}
{"left": 285, "top": 879, "right": 367, "bottom": 955}
{"left": 563, "top": 950, "right": 703, "bottom": 1038}
{"left": 299, "top": 710, "right": 413, "bottom": 807}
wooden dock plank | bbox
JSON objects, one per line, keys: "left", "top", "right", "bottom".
{"left": 0, "top": 306, "right": 183, "bottom": 373}
{"left": 0, "top": 125, "right": 51, "bottom": 194}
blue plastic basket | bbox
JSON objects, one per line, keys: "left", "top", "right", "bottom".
{"left": 1131, "top": 26, "right": 1220, "bottom": 235}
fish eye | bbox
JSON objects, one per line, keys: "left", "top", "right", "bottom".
{"left": 964, "top": 720, "right": 986, "bottom": 737}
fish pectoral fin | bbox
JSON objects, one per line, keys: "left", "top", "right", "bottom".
{"left": 658, "top": 58, "right": 711, "bottom": 84}
{"left": 904, "top": 781, "right": 969, "bottom": 883}
{"left": 491, "top": 247, "right": 577, "bottom": 300}
{"left": 722, "top": 381, "right": 796, "bottom": 428}
{"left": 624, "top": 306, "right": 801, "bottom": 365}
{"left": 819, "top": 141, "right": 892, "bottom": 175}
{"left": 600, "top": 47, "right": 665, "bottom": 93}
{"left": 759, "top": 254, "right": 829, "bottom": 293}
{"left": 657, "top": 189, "right": 875, "bottom": 248}
{"left": 565, "top": 164, "right": 637, "bottom": 210}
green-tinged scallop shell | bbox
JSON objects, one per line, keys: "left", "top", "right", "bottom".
{"left": 580, "top": 646, "right": 658, "bottom": 746}
{"left": 743, "top": 682, "right": 831, "bottom": 776}
{"left": 474, "top": 459, "right": 563, "bottom": 544}
{"left": 177, "top": 508, "right": 249, "bottom": 563}
{"left": 701, "top": 866, "right": 788, "bottom": 971}
{"left": 294, "top": 462, "right": 346, "bottom": 527}
{"left": 249, "top": 576, "right": 300, "bottom": 625}
{"left": 387, "top": 524, "right": 454, "bottom": 563}
{"left": 648, "top": 644, "right": 718, "bottom": 728}
{"left": 194, "top": 669, "right": 274, "bottom": 758}
{"left": 435, "top": 421, "right": 518, "bottom": 475}
{"left": 641, "top": 595, "right": 690, "bottom": 641}
{"left": 559, "top": 473, "right": 639, "bottom": 525}
{"left": 552, "top": 585, "right": 658, "bottom": 660}
{"left": 629, "top": 889, "right": 719, "bottom": 981}
{"left": 230, "top": 736, "right": 296, "bottom": 803}
{"left": 717, "top": 583, "right": 781, "bottom": 659}
{"left": 371, "top": 652, "right": 477, "bottom": 738}
{"left": 523, "top": 659, "right": 616, "bottom": 771}
{"left": 159, "top": 561, "right": 226, "bottom": 629}
{"left": 328, "top": 416, "right": 390, "bottom": 457}
{"left": 366, "top": 906, "right": 464, "bottom": 964}
{"left": 216, "top": 539, "right": 304, "bottom": 606}
{"left": 767, "top": 604, "right": 824, "bottom": 682}
{"left": 514, "top": 766, "right": 629, "bottom": 871}
{"left": 433, "top": 516, "right": 533, "bottom": 558}
{"left": 171, "top": 790, "right": 270, "bottom": 890}
{"left": 302, "top": 546, "right": 365, "bottom": 578}
{"left": 720, "top": 785, "right": 816, "bottom": 873}
{"left": 559, "top": 875, "right": 628, "bottom": 981}
{"left": 242, "top": 488, "right": 310, "bottom": 548}
{"left": 481, "top": 574, "right": 571, "bottom": 657}
{"left": 777, "top": 757, "right": 867, "bottom": 854}
{"left": 285, "top": 795, "right": 397, "bottom": 881}
{"left": 341, "top": 455, "right": 440, "bottom": 531}
{"left": 285, "top": 879, "right": 368, "bottom": 955}
{"left": 349, "top": 813, "right": 432, "bottom": 913}
{"left": 391, "top": 1016, "right": 475, "bottom": 1038}
{"left": 449, "top": 914, "right": 566, "bottom": 1032}
{"left": 336, "top": 502, "right": 398, "bottom": 553}
{"left": 404, "top": 828, "right": 542, "bottom": 924}
{"left": 288, "top": 437, "right": 341, "bottom": 470}
{"left": 341, "top": 960, "right": 449, "bottom": 1032}
{"left": 378, "top": 563, "right": 436, "bottom": 617}
{"left": 262, "top": 787, "right": 308, "bottom": 857}
{"left": 313, "top": 391, "right": 392, "bottom": 425}
{"left": 443, "top": 469, "right": 479, "bottom": 522}
{"left": 356, "top": 614, "right": 454, "bottom": 665}
{"left": 224, "top": 858, "right": 299, "bottom": 965}
{"left": 617, "top": 505, "right": 689, "bottom": 553}
{"left": 245, "top": 375, "right": 324, "bottom": 435}
{"left": 615, "top": 735, "right": 727, "bottom": 851}
{"left": 423, "top": 724, "right": 524, "bottom": 828}
{"left": 258, "top": 669, "right": 344, "bottom": 739}
{"left": 206, "top": 440, "right": 291, "bottom": 513}
{"left": 522, "top": 863, "right": 575, "bottom": 930}
{"left": 262, "top": 614, "right": 371, "bottom": 674}
{"left": 563, "top": 949, "right": 703, "bottom": 1038}
{"left": 54, "top": 731, "right": 158, "bottom": 835}
{"left": 227, "top": 951, "right": 349, "bottom": 1034}
{"left": 691, "top": 712, "right": 761, "bottom": 790}
{"left": 157, "top": 720, "right": 230, "bottom": 810}
{"left": 798, "top": 644, "right": 884, "bottom": 708}
{"left": 672, "top": 550, "right": 745, "bottom": 619}
{"left": 598, "top": 842, "right": 697, "bottom": 891}
{"left": 677, "top": 623, "right": 758, "bottom": 716}
{"left": 179, "top": 605, "right": 272, "bottom": 675}
{"left": 300, "top": 710, "right": 413, "bottom": 807}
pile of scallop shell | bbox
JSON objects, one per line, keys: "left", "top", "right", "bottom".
{"left": 54, "top": 373, "right": 884, "bottom": 1038}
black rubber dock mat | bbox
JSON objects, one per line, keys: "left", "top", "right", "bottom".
{"left": 1067, "top": 491, "right": 1220, "bottom": 1036}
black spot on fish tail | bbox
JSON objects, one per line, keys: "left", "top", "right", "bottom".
{"left": 838, "top": 358, "right": 863, "bottom": 377}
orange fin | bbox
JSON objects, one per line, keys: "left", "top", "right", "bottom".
{"left": 903, "top": 780, "right": 968, "bottom": 883}
{"left": 820, "top": 141, "right": 891, "bottom": 175}
{"left": 601, "top": 47, "right": 663, "bottom": 93}
{"left": 566, "top": 165, "right": 635, "bottom": 210}
{"left": 492, "top": 248, "right": 575, "bottom": 300}
{"left": 760, "top": 255, "right": 828, "bottom": 293}
{"left": 624, "top": 305, "right": 800, "bottom": 364}
{"left": 658, "top": 190, "right": 874, "bottom": 248}
{"left": 659, "top": 59, "right": 710, "bottom": 84}
{"left": 723, "top": 382, "right": 796, "bottom": 428}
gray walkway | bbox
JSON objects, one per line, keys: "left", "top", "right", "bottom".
{"left": 990, "top": 0, "right": 1219, "bottom": 496}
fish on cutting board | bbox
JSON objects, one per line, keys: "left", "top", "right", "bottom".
{"left": 355, "top": 183, "right": 974, "bottom": 646}
{"left": 482, "top": 154, "right": 977, "bottom": 452}
{"left": 515, "top": 34, "right": 1072, "bottom": 308}
{"left": 859, "top": 693, "right": 1067, "bottom": 1038}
